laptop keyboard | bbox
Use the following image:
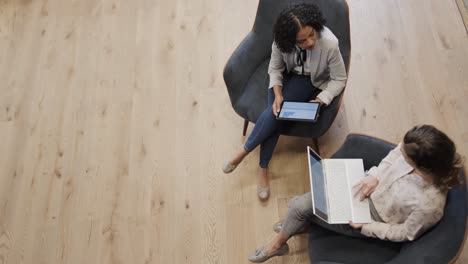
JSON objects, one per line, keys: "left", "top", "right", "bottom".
{"left": 324, "top": 160, "right": 352, "bottom": 223}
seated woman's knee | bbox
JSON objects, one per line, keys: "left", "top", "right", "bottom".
{"left": 288, "top": 194, "right": 312, "bottom": 219}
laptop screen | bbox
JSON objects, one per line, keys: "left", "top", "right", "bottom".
{"left": 308, "top": 147, "right": 329, "bottom": 221}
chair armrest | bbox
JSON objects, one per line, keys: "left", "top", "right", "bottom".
{"left": 331, "top": 134, "right": 396, "bottom": 170}
{"left": 223, "top": 31, "right": 271, "bottom": 106}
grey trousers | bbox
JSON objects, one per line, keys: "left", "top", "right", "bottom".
{"left": 282, "top": 192, "right": 367, "bottom": 239}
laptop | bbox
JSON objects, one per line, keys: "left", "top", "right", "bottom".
{"left": 307, "top": 146, "right": 372, "bottom": 224}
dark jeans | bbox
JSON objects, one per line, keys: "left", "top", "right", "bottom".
{"left": 244, "top": 73, "right": 319, "bottom": 168}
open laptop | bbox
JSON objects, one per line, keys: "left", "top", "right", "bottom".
{"left": 307, "top": 146, "right": 372, "bottom": 224}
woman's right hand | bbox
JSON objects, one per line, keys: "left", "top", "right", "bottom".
{"left": 272, "top": 95, "right": 284, "bottom": 117}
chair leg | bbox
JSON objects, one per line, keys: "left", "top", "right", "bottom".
{"left": 313, "top": 138, "right": 320, "bottom": 155}
{"left": 243, "top": 119, "right": 249, "bottom": 136}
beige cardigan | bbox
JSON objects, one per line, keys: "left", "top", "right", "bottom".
{"left": 267, "top": 27, "right": 347, "bottom": 105}
{"left": 361, "top": 144, "right": 447, "bottom": 241}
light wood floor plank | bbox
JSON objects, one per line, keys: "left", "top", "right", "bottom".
{"left": 0, "top": 0, "right": 467, "bottom": 263}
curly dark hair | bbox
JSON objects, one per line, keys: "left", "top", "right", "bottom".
{"left": 273, "top": 3, "right": 326, "bottom": 53}
{"left": 403, "top": 125, "right": 464, "bottom": 191}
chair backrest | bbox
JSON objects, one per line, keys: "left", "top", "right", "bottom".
{"left": 252, "top": 0, "right": 351, "bottom": 71}
{"left": 331, "top": 133, "right": 396, "bottom": 169}
{"left": 223, "top": 0, "right": 351, "bottom": 135}
{"left": 255, "top": 0, "right": 351, "bottom": 138}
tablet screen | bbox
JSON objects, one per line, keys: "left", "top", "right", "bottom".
{"left": 278, "top": 101, "right": 320, "bottom": 121}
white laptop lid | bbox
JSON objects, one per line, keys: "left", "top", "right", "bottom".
{"left": 307, "top": 146, "right": 329, "bottom": 222}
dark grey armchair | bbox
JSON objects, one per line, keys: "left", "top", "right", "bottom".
{"left": 308, "top": 134, "right": 468, "bottom": 264}
{"left": 223, "top": 0, "right": 351, "bottom": 147}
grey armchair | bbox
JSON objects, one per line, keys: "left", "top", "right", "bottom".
{"left": 308, "top": 134, "right": 468, "bottom": 264}
{"left": 223, "top": 0, "right": 351, "bottom": 148}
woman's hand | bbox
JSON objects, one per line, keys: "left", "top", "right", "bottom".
{"left": 349, "top": 221, "right": 363, "bottom": 230}
{"left": 309, "top": 98, "right": 324, "bottom": 106}
{"left": 272, "top": 95, "right": 284, "bottom": 117}
{"left": 353, "top": 175, "right": 379, "bottom": 201}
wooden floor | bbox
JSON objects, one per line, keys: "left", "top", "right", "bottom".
{"left": 0, "top": 0, "right": 467, "bottom": 263}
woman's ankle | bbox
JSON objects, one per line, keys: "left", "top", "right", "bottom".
{"left": 231, "top": 147, "right": 249, "bottom": 165}
{"left": 265, "top": 235, "right": 286, "bottom": 253}
{"left": 259, "top": 167, "right": 268, "bottom": 176}
{"left": 258, "top": 168, "right": 269, "bottom": 187}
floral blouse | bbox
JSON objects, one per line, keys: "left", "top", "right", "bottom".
{"left": 361, "top": 144, "right": 446, "bottom": 242}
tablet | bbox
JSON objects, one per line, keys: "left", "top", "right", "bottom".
{"left": 277, "top": 101, "right": 320, "bottom": 122}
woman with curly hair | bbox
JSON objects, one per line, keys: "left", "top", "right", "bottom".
{"left": 247, "top": 125, "right": 464, "bottom": 262}
{"left": 223, "top": 3, "right": 347, "bottom": 200}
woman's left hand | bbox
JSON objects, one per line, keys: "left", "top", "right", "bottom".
{"left": 349, "top": 221, "right": 363, "bottom": 230}
{"left": 309, "top": 98, "right": 324, "bottom": 106}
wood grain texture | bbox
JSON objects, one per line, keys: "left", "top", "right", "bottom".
{"left": 0, "top": 0, "right": 466, "bottom": 263}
